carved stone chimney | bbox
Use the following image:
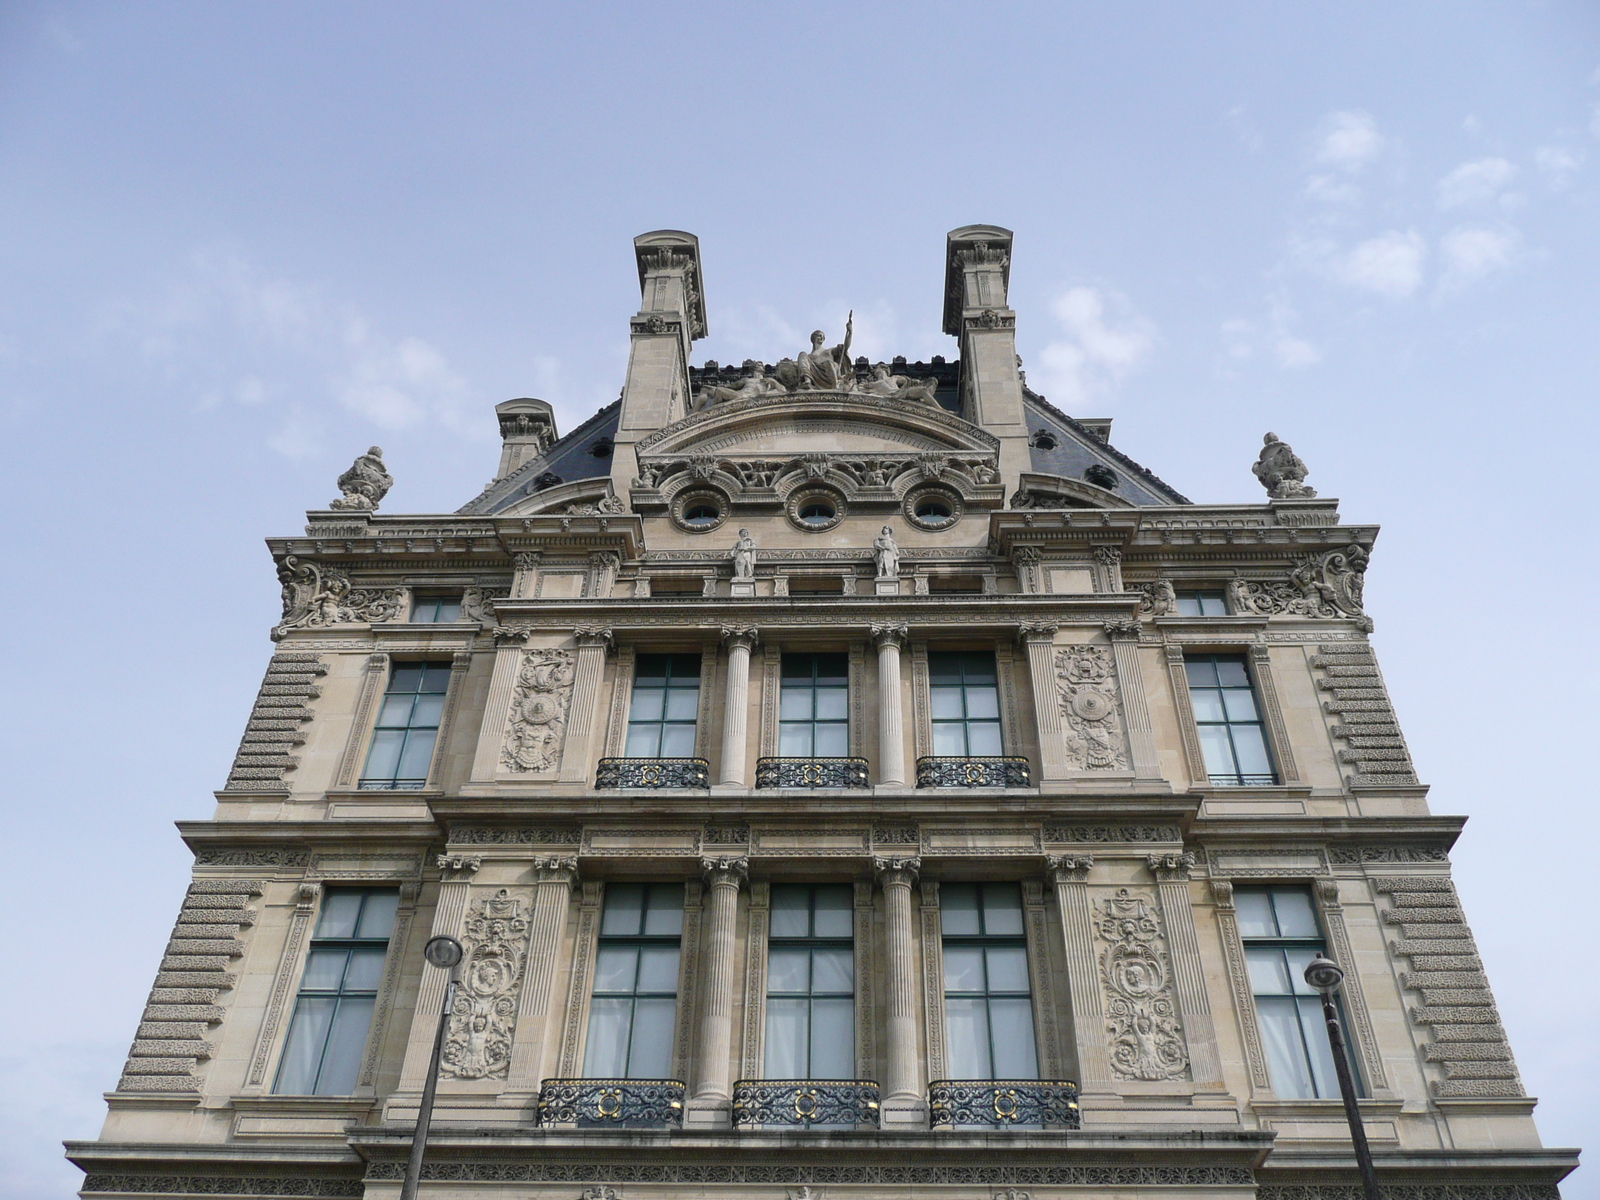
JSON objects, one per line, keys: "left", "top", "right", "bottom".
{"left": 943, "top": 225, "right": 1031, "bottom": 487}
{"left": 494, "top": 398, "right": 556, "bottom": 481}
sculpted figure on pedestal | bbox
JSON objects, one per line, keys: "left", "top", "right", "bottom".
{"left": 860, "top": 363, "right": 940, "bottom": 405}
{"left": 329, "top": 446, "right": 394, "bottom": 511}
{"left": 731, "top": 528, "right": 758, "bottom": 580}
{"left": 873, "top": 525, "right": 901, "bottom": 579}
{"left": 695, "top": 360, "right": 787, "bottom": 410}
{"left": 1251, "top": 432, "right": 1316, "bottom": 499}
{"left": 796, "top": 313, "right": 854, "bottom": 390}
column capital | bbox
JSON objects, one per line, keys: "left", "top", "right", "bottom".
{"left": 1147, "top": 851, "right": 1197, "bottom": 881}
{"left": 1017, "top": 621, "right": 1059, "bottom": 643}
{"left": 873, "top": 856, "right": 921, "bottom": 887}
{"left": 512, "top": 551, "right": 542, "bottom": 570}
{"left": 701, "top": 856, "right": 749, "bottom": 888}
{"left": 1209, "top": 878, "right": 1235, "bottom": 909}
{"left": 719, "top": 625, "right": 759, "bottom": 651}
{"left": 573, "top": 625, "right": 615, "bottom": 651}
{"left": 1047, "top": 853, "right": 1094, "bottom": 883}
{"left": 533, "top": 855, "right": 580, "bottom": 885}
{"left": 1102, "top": 617, "right": 1141, "bottom": 640}
{"left": 870, "top": 622, "right": 909, "bottom": 649}
{"left": 492, "top": 625, "right": 533, "bottom": 644}
{"left": 437, "top": 854, "right": 482, "bottom": 879}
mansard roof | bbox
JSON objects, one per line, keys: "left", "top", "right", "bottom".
{"left": 457, "top": 400, "right": 620, "bottom": 515}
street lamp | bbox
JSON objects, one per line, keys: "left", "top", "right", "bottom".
{"left": 1303, "top": 954, "right": 1381, "bottom": 1200}
{"left": 399, "top": 935, "right": 465, "bottom": 1200}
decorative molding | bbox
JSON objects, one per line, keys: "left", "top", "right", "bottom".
{"left": 241, "top": 882, "right": 312, "bottom": 1089}
{"left": 1330, "top": 846, "right": 1449, "bottom": 864}
{"left": 603, "top": 645, "right": 636, "bottom": 758}
{"left": 1021, "top": 879, "right": 1062, "bottom": 1077}
{"left": 758, "top": 643, "right": 781, "bottom": 760}
{"left": 1044, "top": 824, "right": 1183, "bottom": 844}
{"left": 361, "top": 1164, "right": 1256, "bottom": 1187}
{"left": 910, "top": 642, "right": 931, "bottom": 761}
{"left": 273, "top": 557, "right": 405, "bottom": 641}
{"left": 995, "top": 638, "right": 1021, "bottom": 756}
{"left": 672, "top": 880, "right": 704, "bottom": 1086}
{"left": 918, "top": 880, "right": 946, "bottom": 1082}
{"left": 1094, "top": 887, "right": 1188, "bottom": 1081}
{"left": 440, "top": 888, "right": 531, "bottom": 1080}
{"left": 1248, "top": 645, "right": 1300, "bottom": 783}
{"left": 425, "top": 650, "right": 474, "bottom": 789}
{"left": 1162, "top": 644, "right": 1209, "bottom": 786}
{"left": 83, "top": 1177, "right": 362, "bottom": 1196}
{"left": 1227, "top": 545, "right": 1373, "bottom": 633}
{"left": 853, "top": 879, "right": 876, "bottom": 1080}
{"left": 448, "top": 827, "right": 580, "bottom": 846}
{"left": 557, "top": 880, "right": 604, "bottom": 1077}
{"left": 1055, "top": 644, "right": 1128, "bottom": 771}
{"left": 335, "top": 653, "right": 389, "bottom": 788}
{"left": 358, "top": 880, "right": 419, "bottom": 1088}
{"left": 694, "top": 643, "right": 718, "bottom": 761}
{"left": 501, "top": 648, "right": 576, "bottom": 774}
{"left": 1313, "top": 880, "right": 1388, "bottom": 1091}
{"left": 849, "top": 641, "right": 866, "bottom": 758}
{"left": 1210, "top": 878, "right": 1272, "bottom": 1090}
{"left": 739, "top": 881, "right": 770, "bottom": 1080}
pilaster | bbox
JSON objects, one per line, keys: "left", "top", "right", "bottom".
{"left": 506, "top": 855, "right": 580, "bottom": 1092}
{"left": 1146, "top": 853, "right": 1225, "bottom": 1087}
{"left": 557, "top": 627, "right": 614, "bottom": 782}
{"left": 685, "top": 856, "right": 747, "bottom": 1126}
{"left": 1048, "top": 855, "right": 1114, "bottom": 1093}
{"left": 1018, "top": 623, "right": 1067, "bottom": 783}
{"left": 876, "top": 856, "right": 925, "bottom": 1126}
{"left": 396, "top": 857, "right": 480, "bottom": 1096}
{"left": 1106, "top": 620, "right": 1162, "bottom": 781}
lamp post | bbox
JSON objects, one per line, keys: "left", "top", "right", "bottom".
{"left": 399, "top": 935, "right": 464, "bottom": 1200}
{"left": 1303, "top": 953, "right": 1381, "bottom": 1200}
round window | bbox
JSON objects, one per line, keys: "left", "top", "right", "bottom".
{"left": 797, "top": 501, "right": 836, "bottom": 527}
{"left": 915, "top": 498, "right": 953, "bottom": 523}
{"left": 683, "top": 503, "right": 721, "bottom": 528}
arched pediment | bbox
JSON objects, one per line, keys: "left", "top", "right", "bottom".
{"left": 497, "top": 477, "right": 624, "bottom": 518}
{"left": 634, "top": 392, "right": 1000, "bottom": 458}
{"left": 1010, "top": 472, "right": 1137, "bottom": 510}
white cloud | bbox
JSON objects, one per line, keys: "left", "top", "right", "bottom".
{"left": 1218, "top": 300, "right": 1320, "bottom": 372}
{"left": 1438, "top": 224, "right": 1520, "bottom": 289}
{"left": 1535, "top": 146, "right": 1583, "bottom": 189}
{"left": 1437, "top": 157, "right": 1517, "bottom": 208}
{"left": 1035, "top": 286, "right": 1157, "bottom": 407}
{"left": 1313, "top": 111, "right": 1385, "bottom": 172}
{"left": 1333, "top": 230, "right": 1426, "bottom": 299}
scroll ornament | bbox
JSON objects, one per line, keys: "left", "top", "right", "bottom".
{"left": 441, "top": 889, "right": 529, "bottom": 1079}
{"left": 1056, "top": 646, "right": 1128, "bottom": 771}
{"left": 1096, "top": 888, "right": 1189, "bottom": 1081}
{"left": 1228, "top": 545, "right": 1372, "bottom": 632}
{"left": 501, "top": 649, "right": 576, "bottom": 773}
{"left": 273, "top": 556, "right": 405, "bottom": 640}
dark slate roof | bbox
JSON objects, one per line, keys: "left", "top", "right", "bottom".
{"left": 1021, "top": 387, "right": 1190, "bottom": 505}
{"left": 457, "top": 400, "right": 620, "bottom": 515}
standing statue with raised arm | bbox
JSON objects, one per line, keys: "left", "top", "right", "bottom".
{"left": 873, "top": 525, "right": 901, "bottom": 579}
{"left": 797, "top": 312, "right": 854, "bottom": 390}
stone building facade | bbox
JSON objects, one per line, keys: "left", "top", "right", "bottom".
{"left": 68, "top": 227, "right": 1577, "bottom": 1200}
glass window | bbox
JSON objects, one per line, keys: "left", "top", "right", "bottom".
{"left": 411, "top": 593, "right": 463, "bottom": 623}
{"left": 1236, "top": 885, "right": 1361, "bottom": 1099}
{"left": 1175, "top": 590, "right": 1227, "bottom": 617}
{"left": 624, "top": 654, "right": 701, "bottom": 758}
{"left": 765, "top": 884, "right": 855, "bottom": 1083}
{"left": 940, "top": 883, "right": 1037, "bottom": 1080}
{"left": 778, "top": 654, "right": 850, "bottom": 758}
{"left": 359, "top": 661, "right": 452, "bottom": 790}
{"left": 929, "top": 652, "right": 1003, "bottom": 757}
{"left": 1184, "top": 653, "right": 1276, "bottom": 786}
{"left": 274, "top": 888, "right": 399, "bottom": 1094}
{"left": 584, "top": 883, "right": 684, "bottom": 1079}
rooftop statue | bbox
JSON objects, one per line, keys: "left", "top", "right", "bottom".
{"left": 860, "top": 362, "right": 940, "bottom": 405}
{"left": 695, "top": 360, "right": 787, "bottom": 410}
{"left": 1251, "top": 432, "right": 1317, "bottom": 499}
{"left": 329, "top": 446, "right": 394, "bottom": 511}
{"left": 796, "top": 312, "right": 853, "bottom": 390}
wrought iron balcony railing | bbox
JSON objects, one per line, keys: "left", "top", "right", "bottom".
{"left": 927, "top": 1079, "right": 1081, "bottom": 1129}
{"left": 535, "top": 1078, "right": 685, "bottom": 1128}
{"left": 594, "top": 757, "right": 711, "bottom": 789}
{"left": 731, "top": 1079, "right": 881, "bottom": 1129}
{"left": 755, "top": 757, "right": 871, "bottom": 789}
{"left": 915, "top": 756, "right": 1031, "bottom": 788}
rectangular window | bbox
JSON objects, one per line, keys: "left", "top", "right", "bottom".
{"left": 1184, "top": 653, "right": 1276, "bottom": 786}
{"left": 624, "top": 654, "right": 701, "bottom": 757}
{"left": 411, "top": 593, "right": 463, "bottom": 623}
{"left": 275, "top": 888, "right": 399, "bottom": 1095}
{"left": 584, "top": 883, "right": 684, "bottom": 1078}
{"left": 778, "top": 653, "right": 850, "bottom": 757}
{"left": 765, "top": 884, "right": 855, "bottom": 1080}
{"left": 359, "top": 660, "right": 451, "bottom": 789}
{"left": 1175, "top": 590, "right": 1227, "bottom": 616}
{"left": 941, "top": 883, "right": 1037, "bottom": 1080}
{"left": 929, "top": 652, "right": 1003, "bottom": 757}
{"left": 1236, "top": 885, "right": 1361, "bottom": 1099}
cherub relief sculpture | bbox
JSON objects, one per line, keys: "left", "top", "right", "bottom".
{"left": 1251, "top": 432, "right": 1316, "bottom": 499}
{"left": 329, "top": 446, "right": 394, "bottom": 511}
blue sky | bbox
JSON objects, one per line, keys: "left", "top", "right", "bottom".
{"left": 2, "top": 3, "right": 1597, "bottom": 1196}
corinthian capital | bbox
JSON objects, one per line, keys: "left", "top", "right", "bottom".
{"left": 701, "top": 856, "right": 750, "bottom": 888}
{"left": 1147, "top": 851, "right": 1197, "bottom": 881}
{"left": 492, "top": 625, "right": 533, "bottom": 644}
{"left": 437, "top": 854, "right": 483, "bottom": 878}
{"left": 1046, "top": 853, "right": 1094, "bottom": 883}
{"left": 533, "top": 854, "right": 580, "bottom": 885}
{"left": 1017, "top": 621, "right": 1059, "bottom": 643}
{"left": 720, "top": 625, "right": 759, "bottom": 651}
{"left": 870, "top": 622, "right": 909, "bottom": 650}
{"left": 573, "top": 625, "right": 615, "bottom": 650}
{"left": 873, "top": 856, "right": 921, "bottom": 887}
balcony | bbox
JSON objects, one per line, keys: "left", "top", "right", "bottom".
{"left": 535, "top": 1078, "right": 685, "bottom": 1128}
{"left": 927, "top": 1079, "right": 1080, "bottom": 1129}
{"left": 731, "top": 1079, "right": 881, "bottom": 1129}
{"left": 915, "top": 756, "right": 1031, "bottom": 788}
{"left": 594, "top": 757, "right": 711, "bottom": 789}
{"left": 755, "top": 757, "right": 871, "bottom": 789}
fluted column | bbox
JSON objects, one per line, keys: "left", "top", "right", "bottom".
{"left": 871, "top": 623, "right": 908, "bottom": 788}
{"left": 507, "top": 856, "right": 581, "bottom": 1091}
{"left": 1105, "top": 619, "right": 1161, "bottom": 780}
{"left": 1048, "top": 855, "right": 1114, "bottom": 1093}
{"left": 558, "top": 626, "right": 614, "bottom": 782}
{"left": 686, "top": 856, "right": 748, "bottom": 1126}
{"left": 1147, "top": 853, "right": 1224, "bottom": 1086}
{"left": 396, "top": 856, "right": 480, "bottom": 1094}
{"left": 717, "top": 627, "right": 758, "bottom": 787}
{"left": 1018, "top": 622, "right": 1065, "bottom": 783}
{"left": 875, "top": 856, "right": 925, "bottom": 1126}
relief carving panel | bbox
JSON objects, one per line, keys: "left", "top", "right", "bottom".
{"left": 1095, "top": 888, "right": 1189, "bottom": 1081}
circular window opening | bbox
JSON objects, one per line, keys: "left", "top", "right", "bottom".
{"left": 798, "top": 502, "right": 836, "bottom": 528}
{"left": 915, "top": 498, "right": 953, "bottom": 523}
{"left": 1032, "top": 431, "right": 1058, "bottom": 450}
{"left": 590, "top": 437, "right": 614, "bottom": 458}
{"left": 683, "top": 503, "right": 721, "bottom": 528}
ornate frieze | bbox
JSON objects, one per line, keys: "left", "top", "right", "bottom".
{"left": 500, "top": 648, "right": 576, "bottom": 774}
{"left": 441, "top": 888, "right": 532, "bottom": 1080}
{"left": 1094, "top": 887, "right": 1189, "bottom": 1081}
{"left": 273, "top": 557, "right": 406, "bottom": 640}
{"left": 1226, "top": 546, "right": 1373, "bottom": 632}
{"left": 361, "top": 1163, "right": 1255, "bottom": 1187}
{"left": 1055, "top": 645, "right": 1128, "bottom": 771}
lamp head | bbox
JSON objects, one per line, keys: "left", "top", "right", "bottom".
{"left": 1303, "top": 953, "right": 1344, "bottom": 994}
{"left": 424, "top": 935, "right": 464, "bottom": 970}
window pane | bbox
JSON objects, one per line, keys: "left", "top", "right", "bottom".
{"left": 362, "top": 730, "right": 405, "bottom": 783}
{"left": 641, "top": 887, "right": 684, "bottom": 935}
{"left": 779, "top": 691, "right": 813, "bottom": 721}
{"left": 300, "top": 949, "right": 349, "bottom": 991}
{"left": 1175, "top": 596, "right": 1202, "bottom": 617}
{"left": 635, "top": 946, "right": 681, "bottom": 993}
{"left": 1221, "top": 688, "right": 1260, "bottom": 722}
{"left": 600, "top": 885, "right": 644, "bottom": 935}
{"left": 1197, "top": 724, "right": 1239, "bottom": 777}
{"left": 660, "top": 725, "right": 698, "bottom": 756}
{"left": 980, "top": 886, "right": 1024, "bottom": 935}
{"left": 1298, "top": 995, "right": 1342, "bottom": 1098}
{"left": 1272, "top": 890, "right": 1321, "bottom": 939}
{"left": 1235, "top": 889, "right": 1276, "bottom": 938}
{"left": 966, "top": 723, "right": 1003, "bottom": 756}
{"left": 940, "top": 885, "right": 980, "bottom": 935}
{"left": 928, "top": 654, "right": 965, "bottom": 685}
{"left": 809, "top": 999, "right": 855, "bottom": 1078}
{"left": 376, "top": 694, "right": 417, "bottom": 728}
{"left": 626, "top": 997, "right": 677, "bottom": 1078}
{"left": 1230, "top": 726, "right": 1273, "bottom": 777}
{"left": 930, "top": 687, "right": 965, "bottom": 719}
{"left": 1188, "top": 688, "right": 1227, "bottom": 723}
{"left": 629, "top": 688, "right": 665, "bottom": 722}
{"left": 964, "top": 687, "right": 1000, "bottom": 719}
{"left": 418, "top": 664, "right": 452, "bottom": 692}
{"left": 813, "top": 654, "right": 849, "bottom": 684}
{"left": 814, "top": 688, "right": 848, "bottom": 720}
{"left": 765, "top": 998, "right": 808, "bottom": 1078}
{"left": 634, "top": 656, "right": 670, "bottom": 681}
{"left": 814, "top": 724, "right": 849, "bottom": 756}
{"left": 931, "top": 723, "right": 967, "bottom": 755}
{"left": 811, "top": 949, "right": 854, "bottom": 994}
{"left": 778, "top": 725, "right": 812, "bottom": 756}
{"left": 389, "top": 664, "right": 425, "bottom": 694}
{"left": 943, "top": 945, "right": 985, "bottom": 992}
{"left": 410, "top": 692, "right": 447, "bottom": 727}
{"left": 1200, "top": 594, "right": 1228, "bottom": 617}
{"left": 959, "top": 654, "right": 997, "bottom": 684}
{"left": 1257, "top": 996, "right": 1316, "bottom": 1098}
{"left": 1184, "top": 659, "right": 1218, "bottom": 687}
{"left": 944, "top": 998, "right": 991, "bottom": 1079}
{"left": 781, "top": 656, "right": 814, "bottom": 680}
{"left": 275, "top": 995, "right": 335, "bottom": 1093}
{"left": 624, "top": 725, "right": 662, "bottom": 757}
{"left": 1247, "top": 946, "right": 1293, "bottom": 996}
{"left": 314, "top": 997, "right": 375, "bottom": 1094}
{"left": 355, "top": 892, "right": 399, "bottom": 940}
{"left": 769, "top": 885, "right": 810, "bottom": 937}
{"left": 1284, "top": 947, "right": 1326, "bottom": 997}
{"left": 767, "top": 948, "right": 811, "bottom": 994}
{"left": 395, "top": 729, "right": 438, "bottom": 780}
{"left": 583, "top": 998, "right": 632, "bottom": 1076}
{"left": 593, "top": 946, "right": 640, "bottom": 993}
{"left": 1214, "top": 658, "right": 1251, "bottom": 687}
{"left": 664, "top": 689, "right": 700, "bottom": 720}
{"left": 812, "top": 887, "right": 852, "bottom": 937}
{"left": 434, "top": 600, "right": 462, "bottom": 623}
{"left": 316, "top": 892, "right": 365, "bottom": 939}
{"left": 342, "top": 948, "right": 388, "bottom": 992}
{"left": 988, "top": 997, "right": 1039, "bottom": 1078}
{"left": 984, "top": 946, "right": 1030, "bottom": 993}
